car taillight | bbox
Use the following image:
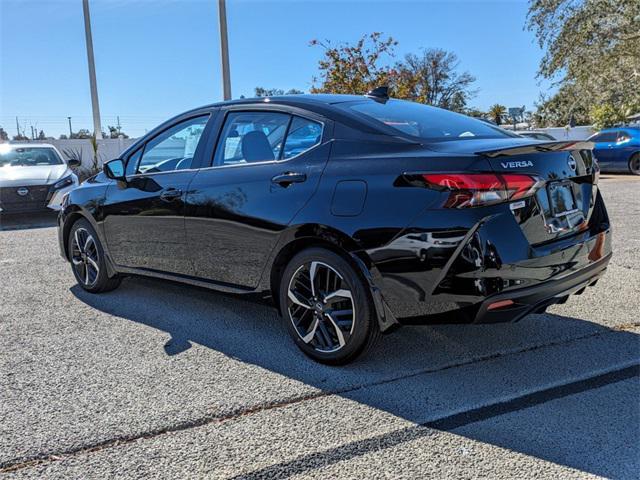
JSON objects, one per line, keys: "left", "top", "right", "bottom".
{"left": 420, "top": 173, "right": 543, "bottom": 208}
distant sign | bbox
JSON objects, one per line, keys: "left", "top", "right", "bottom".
{"left": 509, "top": 106, "right": 525, "bottom": 119}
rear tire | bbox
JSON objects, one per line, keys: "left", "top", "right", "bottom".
{"left": 629, "top": 153, "right": 640, "bottom": 175}
{"left": 279, "top": 247, "right": 380, "bottom": 365}
{"left": 68, "top": 218, "right": 121, "bottom": 293}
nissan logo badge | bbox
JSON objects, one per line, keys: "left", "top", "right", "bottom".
{"left": 567, "top": 155, "right": 577, "bottom": 171}
{"left": 17, "top": 187, "right": 29, "bottom": 196}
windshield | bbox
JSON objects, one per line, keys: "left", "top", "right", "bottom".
{"left": 340, "top": 99, "right": 517, "bottom": 142}
{"left": 0, "top": 147, "right": 64, "bottom": 167}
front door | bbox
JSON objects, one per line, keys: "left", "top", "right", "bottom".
{"left": 591, "top": 131, "right": 618, "bottom": 169}
{"left": 185, "top": 109, "right": 330, "bottom": 288}
{"left": 102, "top": 114, "right": 211, "bottom": 275}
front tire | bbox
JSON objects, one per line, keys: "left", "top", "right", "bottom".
{"left": 68, "top": 218, "right": 121, "bottom": 293}
{"left": 279, "top": 247, "right": 380, "bottom": 365}
{"left": 629, "top": 153, "right": 640, "bottom": 175}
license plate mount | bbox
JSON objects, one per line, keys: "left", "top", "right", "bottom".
{"left": 547, "top": 181, "right": 577, "bottom": 217}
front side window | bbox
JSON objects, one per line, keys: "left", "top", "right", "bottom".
{"left": 0, "top": 147, "right": 64, "bottom": 167}
{"left": 339, "top": 99, "right": 517, "bottom": 142}
{"left": 590, "top": 132, "right": 617, "bottom": 143}
{"left": 214, "top": 111, "right": 290, "bottom": 166}
{"left": 133, "top": 115, "right": 209, "bottom": 174}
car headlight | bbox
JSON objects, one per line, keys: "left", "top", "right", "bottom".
{"left": 53, "top": 175, "right": 75, "bottom": 190}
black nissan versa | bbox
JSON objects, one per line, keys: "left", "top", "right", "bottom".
{"left": 58, "top": 89, "right": 612, "bottom": 364}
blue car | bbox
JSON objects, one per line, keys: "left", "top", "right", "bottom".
{"left": 588, "top": 127, "right": 640, "bottom": 174}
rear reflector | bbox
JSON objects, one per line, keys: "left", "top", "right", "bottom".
{"left": 420, "top": 173, "right": 543, "bottom": 208}
{"left": 487, "top": 299, "right": 515, "bottom": 311}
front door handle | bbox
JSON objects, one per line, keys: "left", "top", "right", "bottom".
{"left": 271, "top": 172, "right": 307, "bottom": 187}
{"left": 160, "top": 188, "right": 183, "bottom": 201}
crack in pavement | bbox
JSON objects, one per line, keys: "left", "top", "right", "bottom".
{"left": 2, "top": 323, "right": 639, "bottom": 474}
{"left": 229, "top": 364, "right": 640, "bottom": 480}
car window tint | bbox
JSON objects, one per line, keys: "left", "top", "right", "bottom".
{"left": 340, "top": 99, "right": 517, "bottom": 142}
{"left": 617, "top": 131, "right": 630, "bottom": 142}
{"left": 282, "top": 117, "right": 322, "bottom": 159}
{"left": 592, "top": 132, "right": 617, "bottom": 143}
{"left": 125, "top": 148, "right": 142, "bottom": 176}
{"left": 0, "top": 147, "right": 63, "bottom": 167}
{"left": 136, "top": 115, "right": 209, "bottom": 174}
{"left": 214, "top": 111, "right": 290, "bottom": 166}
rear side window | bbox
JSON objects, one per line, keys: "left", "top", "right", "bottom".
{"left": 215, "top": 112, "right": 290, "bottom": 166}
{"left": 282, "top": 117, "right": 322, "bottom": 159}
{"left": 214, "top": 112, "right": 323, "bottom": 166}
{"left": 617, "top": 131, "right": 631, "bottom": 142}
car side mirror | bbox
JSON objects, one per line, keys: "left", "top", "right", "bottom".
{"left": 67, "top": 158, "right": 81, "bottom": 167}
{"left": 104, "top": 158, "right": 126, "bottom": 181}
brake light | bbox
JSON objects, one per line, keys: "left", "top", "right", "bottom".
{"left": 420, "top": 173, "right": 543, "bottom": 208}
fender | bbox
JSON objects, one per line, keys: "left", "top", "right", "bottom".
{"left": 258, "top": 223, "right": 399, "bottom": 332}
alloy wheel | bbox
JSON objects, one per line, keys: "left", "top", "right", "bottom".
{"left": 630, "top": 155, "right": 640, "bottom": 175}
{"left": 71, "top": 228, "right": 100, "bottom": 287}
{"left": 286, "top": 261, "right": 355, "bottom": 353}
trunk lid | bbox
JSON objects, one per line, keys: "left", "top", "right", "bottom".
{"left": 427, "top": 139, "right": 600, "bottom": 245}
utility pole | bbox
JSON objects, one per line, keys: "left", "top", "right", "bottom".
{"left": 15, "top": 117, "right": 20, "bottom": 138}
{"left": 117, "top": 115, "right": 121, "bottom": 136}
{"left": 82, "top": 0, "right": 103, "bottom": 139}
{"left": 217, "top": 0, "right": 231, "bottom": 100}
{"left": 68, "top": 117, "right": 73, "bottom": 138}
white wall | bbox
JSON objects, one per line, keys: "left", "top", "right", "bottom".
{"left": 538, "top": 126, "right": 596, "bottom": 141}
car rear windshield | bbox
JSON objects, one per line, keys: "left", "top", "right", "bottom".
{"left": 339, "top": 99, "right": 517, "bottom": 142}
{"left": 0, "top": 147, "right": 64, "bottom": 167}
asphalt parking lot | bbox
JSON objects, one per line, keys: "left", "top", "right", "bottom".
{"left": 1, "top": 175, "right": 639, "bottom": 479}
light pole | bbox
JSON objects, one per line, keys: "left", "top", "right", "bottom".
{"left": 67, "top": 117, "right": 73, "bottom": 138}
{"left": 218, "top": 0, "right": 231, "bottom": 100}
{"left": 82, "top": 0, "right": 103, "bottom": 139}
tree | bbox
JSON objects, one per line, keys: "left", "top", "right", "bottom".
{"left": 37, "top": 130, "right": 46, "bottom": 140}
{"left": 532, "top": 85, "right": 591, "bottom": 127}
{"left": 12, "top": 134, "right": 29, "bottom": 141}
{"left": 71, "top": 129, "right": 92, "bottom": 139}
{"left": 590, "top": 104, "right": 628, "bottom": 130}
{"left": 310, "top": 32, "right": 397, "bottom": 94}
{"left": 488, "top": 104, "right": 507, "bottom": 125}
{"left": 107, "top": 125, "right": 129, "bottom": 139}
{"left": 392, "top": 49, "right": 476, "bottom": 112}
{"left": 59, "top": 134, "right": 68, "bottom": 140}
{"left": 254, "top": 87, "right": 304, "bottom": 97}
{"left": 528, "top": 0, "right": 640, "bottom": 123}
{"left": 0, "top": 126, "right": 8, "bottom": 141}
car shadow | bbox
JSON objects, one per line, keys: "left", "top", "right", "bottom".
{"left": 71, "top": 275, "right": 639, "bottom": 478}
{"left": 0, "top": 212, "right": 58, "bottom": 231}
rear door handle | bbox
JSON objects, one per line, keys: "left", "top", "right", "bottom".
{"left": 160, "top": 188, "right": 183, "bottom": 201}
{"left": 271, "top": 172, "right": 307, "bottom": 186}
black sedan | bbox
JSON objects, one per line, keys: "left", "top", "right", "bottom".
{"left": 58, "top": 90, "right": 612, "bottom": 364}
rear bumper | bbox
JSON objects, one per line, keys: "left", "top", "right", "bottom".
{"left": 473, "top": 252, "right": 610, "bottom": 323}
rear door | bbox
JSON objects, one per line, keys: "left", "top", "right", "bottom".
{"left": 185, "top": 106, "right": 331, "bottom": 288}
{"left": 102, "top": 114, "right": 212, "bottom": 275}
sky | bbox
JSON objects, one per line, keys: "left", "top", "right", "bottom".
{"left": 0, "top": 0, "right": 550, "bottom": 138}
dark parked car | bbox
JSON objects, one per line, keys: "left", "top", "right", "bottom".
{"left": 588, "top": 127, "right": 640, "bottom": 174}
{"left": 58, "top": 91, "right": 612, "bottom": 364}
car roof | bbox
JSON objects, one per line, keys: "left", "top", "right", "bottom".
{"left": 600, "top": 127, "right": 640, "bottom": 132}
{"left": 205, "top": 93, "right": 366, "bottom": 109}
